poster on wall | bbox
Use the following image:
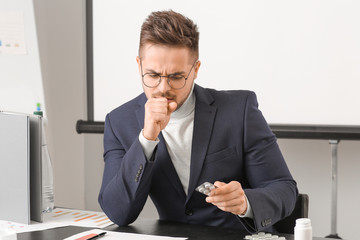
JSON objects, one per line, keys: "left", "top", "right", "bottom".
{"left": 0, "top": 12, "right": 27, "bottom": 55}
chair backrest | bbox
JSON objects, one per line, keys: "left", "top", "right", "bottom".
{"left": 274, "top": 193, "right": 309, "bottom": 234}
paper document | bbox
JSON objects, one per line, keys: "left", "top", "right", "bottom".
{"left": 46, "top": 208, "right": 113, "bottom": 228}
{"left": 0, "top": 12, "right": 27, "bottom": 55}
{"left": 0, "top": 208, "right": 113, "bottom": 233}
{"left": 64, "top": 229, "right": 188, "bottom": 240}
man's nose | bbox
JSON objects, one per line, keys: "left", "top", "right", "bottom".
{"left": 157, "top": 76, "right": 171, "bottom": 92}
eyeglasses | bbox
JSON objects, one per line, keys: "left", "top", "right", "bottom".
{"left": 140, "top": 59, "right": 198, "bottom": 89}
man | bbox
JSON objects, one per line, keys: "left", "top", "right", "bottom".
{"left": 99, "top": 10, "right": 298, "bottom": 233}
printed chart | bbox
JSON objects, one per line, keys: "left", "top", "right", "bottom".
{"left": 49, "top": 209, "right": 112, "bottom": 228}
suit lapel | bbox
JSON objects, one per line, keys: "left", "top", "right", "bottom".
{"left": 186, "top": 85, "right": 217, "bottom": 203}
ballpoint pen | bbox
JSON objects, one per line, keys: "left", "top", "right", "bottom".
{"left": 86, "top": 232, "right": 107, "bottom": 240}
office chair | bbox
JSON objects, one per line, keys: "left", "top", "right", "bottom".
{"left": 274, "top": 193, "right": 309, "bottom": 234}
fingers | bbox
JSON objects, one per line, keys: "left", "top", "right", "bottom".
{"left": 210, "top": 181, "right": 240, "bottom": 196}
{"left": 143, "top": 97, "right": 176, "bottom": 140}
{"left": 205, "top": 181, "right": 247, "bottom": 215}
{"left": 146, "top": 98, "right": 168, "bottom": 120}
{"left": 213, "top": 181, "right": 226, "bottom": 188}
{"left": 168, "top": 101, "right": 177, "bottom": 113}
{"left": 211, "top": 197, "right": 246, "bottom": 214}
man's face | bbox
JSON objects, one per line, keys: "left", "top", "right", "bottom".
{"left": 136, "top": 44, "right": 200, "bottom": 110}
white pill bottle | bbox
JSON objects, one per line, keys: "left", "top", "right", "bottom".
{"left": 294, "top": 218, "right": 312, "bottom": 240}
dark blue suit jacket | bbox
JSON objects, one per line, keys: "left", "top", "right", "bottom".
{"left": 99, "top": 84, "right": 298, "bottom": 233}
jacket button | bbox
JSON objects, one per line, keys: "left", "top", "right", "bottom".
{"left": 135, "top": 173, "right": 140, "bottom": 182}
{"left": 261, "top": 218, "right": 271, "bottom": 227}
{"left": 185, "top": 209, "right": 193, "bottom": 216}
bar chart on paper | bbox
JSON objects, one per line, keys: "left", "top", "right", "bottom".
{"left": 49, "top": 208, "right": 113, "bottom": 228}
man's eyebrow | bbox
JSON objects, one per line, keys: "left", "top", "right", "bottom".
{"left": 144, "top": 68, "right": 186, "bottom": 75}
{"left": 144, "top": 69, "right": 160, "bottom": 75}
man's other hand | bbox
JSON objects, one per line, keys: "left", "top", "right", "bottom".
{"left": 205, "top": 181, "right": 248, "bottom": 215}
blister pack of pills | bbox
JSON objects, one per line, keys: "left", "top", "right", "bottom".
{"left": 244, "top": 232, "right": 286, "bottom": 240}
{"left": 195, "top": 182, "right": 216, "bottom": 196}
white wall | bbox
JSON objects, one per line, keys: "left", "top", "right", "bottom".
{"left": 0, "top": 0, "right": 45, "bottom": 115}
{"left": 92, "top": 0, "right": 360, "bottom": 125}
{"left": 34, "top": 1, "right": 359, "bottom": 239}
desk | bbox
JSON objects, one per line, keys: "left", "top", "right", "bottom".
{"left": 17, "top": 218, "right": 336, "bottom": 240}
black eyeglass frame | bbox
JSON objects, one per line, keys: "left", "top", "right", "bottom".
{"left": 140, "top": 58, "right": 198, "bottom": 90}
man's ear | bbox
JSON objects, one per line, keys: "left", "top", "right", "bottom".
{"left": 193, "top": 60, "right": 201, "bottom": 80}
{"left": 136, "top": 56, "right": 141, "bottom": 74}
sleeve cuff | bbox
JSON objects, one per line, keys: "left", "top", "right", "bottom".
{"left": 138, "top": 129, "right": 159, "bottom": 161}
{"left": 238, "top": 194, "right": 254, "bottom": 219}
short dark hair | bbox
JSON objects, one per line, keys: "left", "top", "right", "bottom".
{"left": 139, "top": 10, "right": 199, "bottom": 60}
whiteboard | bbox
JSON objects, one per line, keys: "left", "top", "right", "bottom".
{"left": 92, "top": 0, "right": 360, "bottom": 125}
{"left": 0, "top": 0, "right": 45, "bottom": 116}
